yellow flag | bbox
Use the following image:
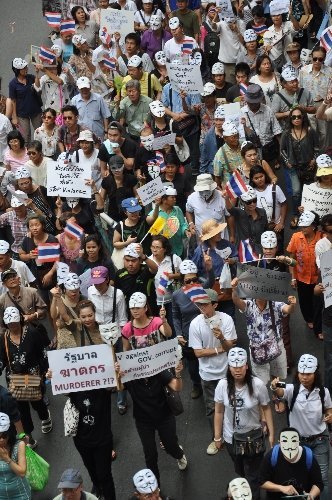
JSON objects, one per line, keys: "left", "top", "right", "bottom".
{"left": 148, "top": 216, "right": 166, "bottom": 235}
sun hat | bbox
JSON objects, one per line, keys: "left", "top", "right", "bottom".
{"left": 200, "top": 219, "right": 227, "bottom": 241}
{"left": 194, "top": 174, "right": 217, "bottom": 192}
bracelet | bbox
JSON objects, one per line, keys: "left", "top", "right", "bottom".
{"left": 213, "top": 437, "right": 222, "bottom": 442}
{"left": 17, "top": 433, "right": 26, "bottom": 439}
{"left": 215, "top": 347, "right": 218, "bottom": 355}
{"left": 291, "top": 278, "right": 296, "bottom": 282}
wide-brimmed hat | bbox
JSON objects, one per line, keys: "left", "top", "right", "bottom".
{"left": 201, "top": 219, "right": 227, "bottom": 241}
{"left": 77, "top": 130, "right": 94, "bottom": 142}
{"left": 245, "top": 84, "right": 264, "bottom": 103}
{"left": 194, "top": 174, "right": 217, "bottom": 192}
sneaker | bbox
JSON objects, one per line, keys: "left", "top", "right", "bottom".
{"left": 27, "top": 436, "right": 38, "bottom": 449}
{"left": 177, "top": 445, "right": 188, "bottom": 470}
{"left": 191, "top": 385, "right": 203, "bottom": 399}
{"left": 41, "top": 410, "right": 53, "bottom": 433}
{"left": 118, "top": 404, "right": 127, "bottom": 415}
{"left": 206, "top": 441, "right": 219, "bottom": 455}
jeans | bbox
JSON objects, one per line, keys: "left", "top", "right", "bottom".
{"left": 201, "top": 379, "right": 219, "bottom": 430}
{"left": 286, "top": 167, "right": 301, "bottom": 215}
{"left": 323, "top": 322, "right": 332, "bottom": 394}
{"left": 225, "top": 442, "right": 263, "bottom": 500}
{"left": 301, "top": 435, "right": 329, "bottom": 500}
{"left": 297, "top": 281, "right": 315, "bottom": 324}
{"left": 135, "top": 416, "right": 183, "bottom": 484}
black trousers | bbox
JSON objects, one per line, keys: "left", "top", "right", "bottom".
{"left": 74, "top": 439, "right": 116, "bottom": 500}
{"left": 297, "top": 280, "right": 322, "bottom": 334}
{"left": 135, "top": 415, "right": 183, "bottom": 484}
{"left": 225, "top": 442, "right": 264, "bottom": 500}
{"left": 18, "top": 399, "right": 49, "bottom": 435}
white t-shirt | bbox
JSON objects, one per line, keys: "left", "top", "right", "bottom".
{"left": 249, "top": 74, "right": 279, "bottom": 107}
{"left": 214, "top": 376, "right": 269, "bottom": 443}
{"left": 216, "top": 20, "right": 245, "bottom": 64}
{"left": 164, "top": 37, "right": 198, "bottom": 63}
{"left": 149, "top": 254, "right": 182, "bottom": 305}
{"left": 189, "top": 312, "right": 237, "bottom": 381}
{"left": 255, "top": 184, "right": 286, "bottom": 223}
{"left": 134, "top": 9, "right": 164, "bottom": 26}
{"left": 0, "top": 260, "right": 36, "bottom": 295}
{"left": 71, "top": 148, "right": 101, "bottom": 189}
{"left": 263, "top": 21, "right": 295, "bottom": 62}
{"left": 186, "top": 191, "right": 230, "bottom": 234}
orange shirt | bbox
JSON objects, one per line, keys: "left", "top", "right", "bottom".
{"left": 287, "top": 230, "right": 323, "bottom": 284}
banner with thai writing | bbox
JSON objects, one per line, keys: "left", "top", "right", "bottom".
{"left": 166, "top": 63, "right": 204, "bottom": 94}
{"left": 47, "top": 157, "right": 91, "bottom": 198}
{"left": 100, "top": 8, "right": 134, "bottom": 39}
{"left": 237, "top": 263, "right": 290, "bottom": 302}
{"left": 320, "top": 249, "right": 332, "bottom": 308}
{"left": 137, "top": 176, "right": 165, "bottom": 206}
{"left": 301, "top": 184, "right": 332, "bottom": 218}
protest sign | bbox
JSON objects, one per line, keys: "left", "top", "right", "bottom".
{"left": 166, "top": 63, "right": 204, "bottom": 94}
{"left": 47, "top": 157, "right": 91, "bottom": 198}
{"left": 100, "top": 8, "right": 134, "bottom": 39}
{"left": 152, "top": 133, "right": 176, "bottom": 150}
{"left": 56, "top": 262, "right": 69, "bottom": 284}
{"left": 320, "top": 249, "right": 332, "bottom": 308}
{"left": 117, "top": 338, "right": 178, "bottom": 383}
{"left": 223, "top": 102, "right": 245, "bottom": 137}
{"left": 216, "top": 0, "right": 234, "bottom": 18}
{"left": 269, "top": 0, "right": 290, "bottom": 15}
{"left": 236, "top": 263, "right": 290, "bottom": 302}
{"left": 79, "top": 268, "right": 92, "bottom": 297}
{"left": 137, "top": 176, "right": 165, "bottom": 206}
{"left": 48, "top": 344, "right": 116, "bottom": 395}
{"left": 301, "top": 184, "right": 332, "bottom": 217}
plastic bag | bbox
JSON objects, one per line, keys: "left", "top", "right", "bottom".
{"left": 219, "top": 263, "right": 232, "bottom": 289}
{"left": 25, "top": 446, "right": 50, "bottom": 491}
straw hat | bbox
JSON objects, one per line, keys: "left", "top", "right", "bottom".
{"left": 200, "top": 219, "right": 227, "bottom": 241}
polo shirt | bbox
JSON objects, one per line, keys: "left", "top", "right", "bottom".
{"left": 9, "top": 75, "right": 41, "bottom": 118}
{"left": 286, "top": 230, "right": 323, "bottom": 284}
{"left": 170, "top": 9, "right": 200, "bottom": 38}
{"left": 119, "top": 95, "right": 152, "bottom": 137}
{"left": 121, "top": 72, "right": 162, "bottom": 99}
{"left": 71, "top": 92, "right": 111, "bottom": 140}
{"left": 141, "top": 29, "right": 172, "bottom": 59}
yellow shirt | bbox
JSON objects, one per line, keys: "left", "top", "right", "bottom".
{"left": 121, "top": 72, "right": 162, "bottom": 98}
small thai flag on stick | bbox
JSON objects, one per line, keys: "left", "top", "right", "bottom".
{"left": 225, "top": 171, "right": 248, "bottom": 200}
{"left": 183, "top": 284, "right": 209, "bottom": 303}
{"left": 182, "top": 39, "right": 194, "bottom": 54}
{"left": 39, "top": 46, "right": 56, "bottom": 65}
{"left": 45, "top": 12, "right": 62, "bottom": 29}
{"left": 238, "top": 239, "right": 258, "bottom": 263}
{"left": 38, "top": 243, "right": 60, "bottom": 262}
{"left": 157, "top": 272, "right": 169, "bottom": 295}
{"left": 64, "top": 221, "right": 84, "bottom": 240}
{"left": 239, "top": 83, "right": 248, "bottom": 96}
{"left": 60, "top": 19, "right": 76, "bottom": 34}
{"left": 103, "top": 56, "right": 117, "bottom": 70}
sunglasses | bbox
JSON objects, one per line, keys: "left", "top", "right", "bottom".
{"left": 312, "top": 57, "right": 324, "bottom": 62}
{"left": 63, "top": 116, "right": 74, "bottom": 120}
{"left": 244, "top": 198, "right": 257, "bottom": 205}
{"left": 183, "top": 277, "right": 199, "bottom": 285}
{"left": 27, "top": 151, "right": 37, "bottom": 156}
{"left": 291, "top": 114, "right": 302, "bottom": 120}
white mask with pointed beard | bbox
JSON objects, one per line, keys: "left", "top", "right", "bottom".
{"left": 189, "top": 52, "right": 202, "bottom": 66}
{"left": 229, "top": 477, "right": 252, "bottom": 500}
{"left": 150, "top": 14, "right": 162, "bottom": 30}
{"left": 99, "top": 323, "right": 120, "bottom": 345}
{"left": 300, "top": 48, "right": 311, "bottom": 65}
{"left": 67, "top": 198, "right": 79, "bottom": 208}
{"left": 280, "top": 430, "right": 300, "bottom": 460}
{"left": 149, "top": 100, "right": 166, "bottom": 117}
{"left": 155, "top": 51, "right": 166, "bottom": 65}
{"left": 140, "top": 134, "right": 154, "bottom": 151}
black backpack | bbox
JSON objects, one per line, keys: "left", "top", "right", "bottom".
{"left": 203, "top": 22, "right": 220, "bottom": 56}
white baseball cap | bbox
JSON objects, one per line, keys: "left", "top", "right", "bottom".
{"left": 15, "top": 166, "right": 31, "bottom": 180}
{"left": 72, "top": 34, "right": 87, "bottom": 46}
{"left": 281, "top": 67, "right": 298, "bottom": 82}
{"left": 10, "top": 193, "right": 25, "bottom": 208}
{"left": 3, "top": 306, "right": 21, "bottom": 325}
{"left": 127, "top": 55, "right": 142, "bottom": 68}
{"left": 222, "top": 120, "right": 238, "bottom": 137}
{"left": 214, "top": 105, "right": 225, "bottom": 119}
{"left": 129, "top": 292, "right": 147, "bottom": 308}
{"left": 13, "top": 58, "right": 28, "bottom": 70}
{"left": 77, "top": 76, "right": 91, "bottom": 89}
{"left": 124, "top": 243, "right": 140, "bottom": 259}
{"left": 164, "top": 186, "right": 177, "bottom": 196}
{"left": 201, "top": 82, "right": 216, "bottom": 97}
{"left": 243, "top": 29, "right": 257, "bottom": 43}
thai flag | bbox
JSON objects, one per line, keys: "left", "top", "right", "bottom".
{"left": 60, "top": 19, "right": 76, "bottom": 34}
{"left": 182, "top": 39, "right": 194, "bottom": 54}
{"left": 103, "top": 56, "right": 116, "bottom": 70}
{"left": 239, "top": 83, "right": 248, "bottom": 96}
{"left": 101, "top": 26, "right": 111, "bottom": 45}
{"left": 157, "top": 272, "right": 169, "bottom": 295}
{"left": 155, "top": 151, "right": 165, "bottom": 172}
{"left": 64, "top": 221, "right": 84, "bottom": 240}
{"left": 238, "top": 239, "right": 258, "bottom": 263}
{"left": 45, "top": 12, "right": 61, "bottom": 29}
{"left": 225, "top": 171, "right": 248, "bottom": 200}
{"left": 39, "top": 46, "right": 56, "bottom": 65}
{"left": 183, "top": 284, "right": 209, "bottom": 303}
{"left": 317, "top": 12, "right": 330, "bottom": 40}
{"left": 38, "top": 243, "right": 60, "bottom": 262}
{"left": 252, "top": 24, "right": 268, "bottom": 35}
{"left": 320, "top": 27, "right": 332, "bottom": 52}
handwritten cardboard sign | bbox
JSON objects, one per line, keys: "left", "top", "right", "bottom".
{"left": 301, "top": 184, "right": 332, "bottom": 218}
{"left": 100, "top": 8, "right": 134, "bottom": 40}
{"left": 269, "top": 0, "right": 290, "bottom": 15}
{"left": 166, "top": 63, "right": 204, "bottom": 95}
{"left": 152, "top": 133, "right": 176, "bottom": 150}
{"left": 320, "top": 249, "right": 332, "bottom": 308}
{"left": 48, "top": 344, "right": 116, "bottom": 395}
{"left": 47, "top": 157, "right": 92, "bottom": 198}
{"left": 117, "top": 338, "right": 178, "bottom": 382}
{"left": 237, "top": 263, "right": 290, "bottom": 302}
{"left": 137, "top": 176, "right": 165, "bottom": 206}
{"left": 216, "top": 0, "right": 234, "bottom": 18}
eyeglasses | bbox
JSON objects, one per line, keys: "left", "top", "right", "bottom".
{"left": 183, "top": 277, "right": 199, "bottom": 284}
{"left": 312, "top": 57, "right": 324, "bottom": 62}
{"left": 244, "top": 198, "right": 257, "bottom": 205}
{"left": 27, "top": 151, "right": 37, "bottom": 156}
{"left": 291, "top": 114, "right": 302, "bottom": 120}
{"left": 63, "top": 116, "right": 74, "bottom": 120}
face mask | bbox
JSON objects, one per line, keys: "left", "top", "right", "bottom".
{"left": 300, "top": 48, "right": 311, "bottom": 64}
{"left": 147, "top": 163, "right": 160, "bottom": 179}
{"left": 133, "top": 469, "right": 158, "bottom": 495}
{"left": 99, "top": 323, "right": 120, "bottom": 345}
{"left": 199, "top": 190, "right": 213, "bottom": 201}
{"left": 189, "top": 52, "right": 202, "bottom": 66}
{"left": 155, "top": 51, "right": 166, "bottom": 65}
{"left": 169, "top": 17, "right": 180, "bottom": 29}
{"left": 67, "top": 198, "right": 79, "bottom": 208}
{"left": 111, "top": 165, "right": 124, "bottom": 173}
{"left": 140, "top": 134, "right": 154, "bottom": 151}
{"left": 150, "top": 14, "right": 162, "bottom": 30}
{"left": 280, "top": 430, "right": 300, "bottom": 460}
{"left": 149, "top": 101, "right": 165, "bottom": 117}
{"left": 229, "top": 478, "right": 252, "bottom": 500}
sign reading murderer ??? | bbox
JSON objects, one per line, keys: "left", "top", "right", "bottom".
{"left": 301, "top": 184, "right": 332, "bottom": 217}
{"left": 166, "top": 63, "right": 204, "bottom": 94}
{"left": 117, "top": 338, "right": 179, "bottom": 383}
{"left": 320, "top": 249, "right": 332, "bottom": 308}
{"left": 48, "top": 345, "right": 116, "bottom": 395}
{"left": 137, "top": 176, "right": 165, "bottom": 206}
{"left": 47, "top": 157, "right": 91, "bottom": 198}
{"left": 100, "top": 8, "right": 134, "bottom": 39}
{"left": 236, "top": 263, "right": 291, "bottom": 302}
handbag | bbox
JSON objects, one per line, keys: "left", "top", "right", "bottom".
{"left": 25, "top": 446, "right": 50, "bottom": 491}
{"left": 232, "top": 427, "right": 266, "bottom": 457}
{"left": 289, "top": 132, "right": 316, "bottom": 184}
{"left": 56, "top": 301, "right": 80, "bottom": 350}
{"left": 5, "top": 334, "right": 42, "bottom": 401}
{"left": 63, "top": 398, "right": 79, "bottom": 437}
{"left": 164, "top": 385, "right": 184, "bottom": 416}
{"left": 249, "top": 302, "right": 281, "bottom": 365}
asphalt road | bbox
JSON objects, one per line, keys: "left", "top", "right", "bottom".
{"left": 0, "top": 2, "right": 330, "bottom": 498}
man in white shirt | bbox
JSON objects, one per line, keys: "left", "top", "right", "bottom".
{"left": 0, "top": 114, "right": 12, "bottom": 164}
{"left": 0, "top": 240, "right": 36, "bottom": 294}
{"left": 164, "top": 17, "right": 198, "bottom": 63}
{"left": 214, "top": 17, "right": 245, "bottom": 84}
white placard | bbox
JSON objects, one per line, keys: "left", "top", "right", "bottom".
{"left": 301, "top": 184, "right": 332, "bottom": 218}
{"left": 269, "top": 0, "right": 290, "bottom": 15}
{"left": 100, "top": 8, "right": 134, "bottom": 40}
{"left": 321, "top": 249, "right": 332, "bottom": 308}
{"left": 152, "top": 133, "right": 176, "bottom": 150}
{"left": 166, "top": 63, "right": 204, "bottom": 95}
{"left": 137, "top": 176, "right": 165, "bottom": 206}
{"left": 79, "top": 268, "right": 92, "bottom": 297}
{"left": 117, "top": 338, "right": 178, "bottom": 382}
{"left": 216, "top": 0, "right": 234, "bottom": 18}
{"left": 48, "top": 344, "right": 116, "bottom": 395}
{"left": 56, "top": 262, "right": 70, "bottom": 284}
{"left": 47, "top": 157, "right": 92, "bottom": 198}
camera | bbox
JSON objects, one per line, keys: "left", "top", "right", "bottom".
{"left": 276, "top": 382, "right": 286, "bottom": 388}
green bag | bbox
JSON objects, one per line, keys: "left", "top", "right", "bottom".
{"left": 25, "top": 446, "right": 50, "bottom": 491}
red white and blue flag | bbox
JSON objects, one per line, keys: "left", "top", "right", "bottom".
{"left": 103, "top": 56, "right": 116, "bottom": 70}
{"left": 65, "top": 221, "right": 84, "bottom": 240}
{"left": 183, "top": 284, "right": 209, "bottom": 303}
{"left": 155, "top": 151, "right": 165, "bottom": 172}
{"left": 38, "top": 243, "right": 60, "bottom": 262}
{"left": 225, "top": 171, "right": 248, "bottom": 200}
{"left": 60, "top": 19, "right": 76, "bottom": 34}
{"left": 239, "top": 83, "right": 248, "bottom": 96}
{"left": 320, "top": 26, "right": 332, "bottom": 52}
{"left": 100, "top": 26, "right": 111, "bottom": 45}
{"left": 252, "top": 24, "right": 268, "bottom": 35}
{"left": 182, "top": 39, "right": 194, "bottom": 54}
{"left": 45, "top": 12, "right": 62, "bottom": 29}
{"left": 238, "top": 239, "right": 258, "bottom": 263}
{"left": 39, "top": 46, "right": 56, "bottom": 65}
{"left": 157, "top": 272, "right": 170, "bottom": 295}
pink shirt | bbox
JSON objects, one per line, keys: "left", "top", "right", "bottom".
{"left": 122, "top": 317, "right": 164, "bottom": 349}
{"left": 4, "top": 148, "right": 29, "bottom": 172}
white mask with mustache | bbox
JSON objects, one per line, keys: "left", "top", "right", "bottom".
{"left": 140, "top": 134, "right": 154, "bottom": 151}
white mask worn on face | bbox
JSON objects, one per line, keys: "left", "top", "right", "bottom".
{"left": 67, "top": 198, "right": 79, "bottom": 208}
{"left": 280, "top": 430, "right": 300, "bottom": 461}
{"left": 140, "top": 134, "right": 154, "bottom": 151}
{"left": 199, "top": 190, "right": 213, "bottom": 201}
{"left": 150, "top": 14, "right": 162, "bottom": 30}
{"left": 149, "top": 100, "right": 166, "bottom": 117}
{"left": 229, "top": 478, "right": 252, "bottom": 500}
{"left": 155, "top": 51, "right": 166, "bottom": 66}
{"left": 99, "top": 323, "right": 120, "bottom": 345}
{"left": 189, "top": 52, "right": 202, "bottom": 66}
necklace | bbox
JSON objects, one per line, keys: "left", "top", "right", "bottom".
{"left": 292, "top": 127, "right": 304, "bottom": 141}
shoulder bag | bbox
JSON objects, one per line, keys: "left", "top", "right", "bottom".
{"left": 231, "top": 393, "right": 266, "bottom": 457}
{"left": 249, "top": 301, "right": 281, "bottom": 365}
{"left": 168, "top": 88, "right": 200, "bottom": 138}
{"left": 289, "top": 133, "right": 316, "bottom": 184}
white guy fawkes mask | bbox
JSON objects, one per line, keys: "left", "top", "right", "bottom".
{"left": 229, "top": 477, "right": 252, "bottom": 500}
{"left": 147, "top": 163, "right": 160, "bottom": 179}
{"left": 67, "top": 197, "right": 79, "bottom": 208}
{"left": 155, "top": 51, "right": 166, "bottom": 66}
{"left": 169, "top": 17, "right": 180, "bottom": 30}
{"left": 56, "top": 262, "right": 70, "bottom": 284}
{"left": 133, "top": 469, "right": 158, "bottom": 494}
{"left": 215, "top": 247, "right": 232, "bottom": 259}
{"left": 99, "top": 323, "right": 120, "bottom": 345}
{"left": 150, "top": 14, "right": 162, "bottom": 30}
{"left": 189, "top": 51, "right": 202, "bottom": 66}
{"left": 140, "top": 134, "right": 154, "bottom": 151}
{"left": 149, "top": 100, "right": 166, "bottom": 118}
{"left": 199, "top": 189, "right": 213, "bottom": 201}
{"left": 280, "top": 430, "right": 300, "bottom": 461}
{"left": 300, "top": 48, "right": 311, "bottom": 65}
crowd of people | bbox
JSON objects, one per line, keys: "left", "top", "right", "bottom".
{"left": 0, "top": 0, "right": 332, "bottom": 498}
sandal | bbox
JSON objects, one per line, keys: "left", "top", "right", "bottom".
{"left": 272, "top": 395, "right": 286, "bottom": 414}
{"left": 160, "top": 441, "right": 165, "bottom": 450}
{"left": 317, "top": 333, "right": 324, "bottom": 341}
{"left": 307, "top": 322, "right": 314, "bottom": 329}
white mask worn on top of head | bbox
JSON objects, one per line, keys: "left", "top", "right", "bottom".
{"left": 279, "top": 430, "right": 300, "bottom": 461}
{"left": 140, "top": 134, "right": 154, "bottom": 151}
{"left": 150, "top": 14, "right": 162, "bottom": 30}
{"left": 229, "top": 478, "right": 252, "bottom": 500}
{"left": 67, "top": 198, "right": 79, "bottom": 208}
{"left": 189, "top": 52, "right": 202, "bottom": 66}
{"left": 111, "top": 165, "right": 124, "bottom": 173}
{"left": 199, "top": 190, "right": 213, "bottom": 201}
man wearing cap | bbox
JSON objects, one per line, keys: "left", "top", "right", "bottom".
{"left": 271, "top": 67, "right": 315, "bottom": 129}
{"left": 189, "top": 288, "right": 237, "bottom": 437}
{"left": 0, "top": 193, "right": 34, "bottom": 259}
{"left": 282, "top": 42, "right": 303, "bottom": 76}
{"left": 119, "top": 80, "right": 152, "bottom": 141}
{"left": 170, "top": 0, "right": 200, "bottom": 41}
{"left": 118, "top": 32, "right": 154, "bottom": 77}
{"left": 241, "top": 83, "right": 282, "bottom": 163}
{"left": 53, "top": 468, "right": 98, "bottom": 500}
{"left": 71, "top": 77, "right": 111, "bottom": 140}
{"left": 211, "top": 63, "right": 232, "bottom": 105}
{"left": 0, "top": 240, "right": 36, "bottom": 295}
{"left": 121, "top": 55, "right": 162, "bottom": 99}
{"left": 98, "top": 121, "right": 138, "bottom": 174}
